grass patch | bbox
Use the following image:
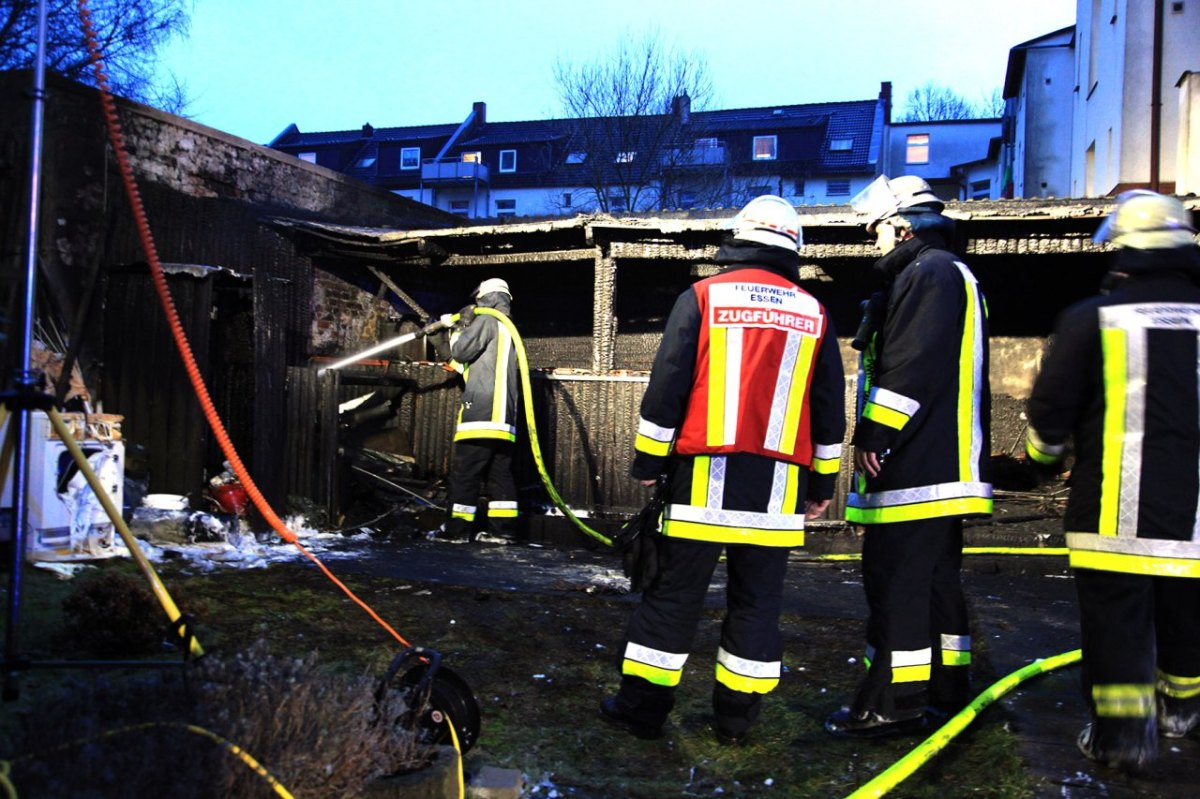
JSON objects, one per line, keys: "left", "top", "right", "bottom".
{"left": 0, "top": 555, "right": 1037, "bottom": 797}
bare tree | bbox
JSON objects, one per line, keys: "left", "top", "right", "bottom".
{"left": 553, "top": 30, "right": 721, "bottom": 213}
{"left": 896, "top": 82, "right": 992, "bottom": 122}
{"left": 979, "top": 87, "right": 1005, "bottom": 119}
{"left": 0, "top": 0, "right": 191, "bottom": 112}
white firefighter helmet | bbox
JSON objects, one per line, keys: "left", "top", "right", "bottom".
{"left": 851, "top": 174, "right": 944, "bottom": 233}
{"left": 472, "top": 277, "right": 511, "bottom": 299}
{"left": 1093, "top": 190, "right": 1197, "bottom": 249}
{"left": 729, "top": 195, "right": 803, "bottom": 251}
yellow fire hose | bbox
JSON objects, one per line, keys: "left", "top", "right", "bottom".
{"left": 845, "top": 649, "right": 1082, "bottom": 798}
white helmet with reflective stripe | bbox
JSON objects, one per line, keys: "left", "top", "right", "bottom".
{"left": 472, "top": 277, "right": 511, "bottom": 299}
{"left": 1093, "top": 190, "right": 1197, "bottom": 250}
{"left": 851, "top": 174, "right": 944, "bottom": 233}
{"left": 730, "top": 195, "right": 803, "bottom": 251}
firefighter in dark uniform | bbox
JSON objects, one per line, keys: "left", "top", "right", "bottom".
{"left": 826, "top": 175, "right": 992, "bottom": 738}
{"left": 429, "top": 277, "right": 521, "bottom": 543}
{"left": 1026, "top": 190, "right": 1200, "bottom": 773}
{"left": 599, "top": 195, "right": 846, "bottom": 744}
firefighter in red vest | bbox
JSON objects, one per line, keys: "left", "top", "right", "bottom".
{"left": 599, "top": 195, "right": 846, "bottom": 744}
{"left": 1026, "top": 190, "right": 1200, "bottom": 772}
{"left": 826, "top": 175, "right": 992, "bottom": 738}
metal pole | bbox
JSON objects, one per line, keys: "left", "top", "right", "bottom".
{"left": 4, "top": 0, "right": 49, "bottom": 701}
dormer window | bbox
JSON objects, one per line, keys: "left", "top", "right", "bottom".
{"left": 298, "top": 152, "right": 317, "bottom": 164}
{"left": 616, "top": 151, "right": 637, "bottom": 163}
{"left": 499, "top": 149, "right": 517, "bottom": 173}
{"left": 752, "top": 135, "right": 777, "bottom": 160}
{"left": 354, "top": 156, "right": 377, "bottom": 168}
{"left": 566, "top": 151, "right": 587, "bottom": 164}
{"left": 829, "top": 138, "right": 853, "bottom": 152}
{"left": 400, "top": 147, "right": 420, "bottom": 170}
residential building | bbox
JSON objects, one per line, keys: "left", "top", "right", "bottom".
{"left": 1000, "top": 27, "right": 1075, "bottom": 198}
{"left": 883, "top": 118, "right": 1004, "bottom": 201}
{"left": 1071, "top": 0, "right": 1200, "bottom": 196}
{"left": 269, "top": 85, "right": 893, "bottom": 219}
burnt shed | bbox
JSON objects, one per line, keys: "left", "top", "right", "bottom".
{"left": 0, "top": 71, "right": 460, "bottom": 507}
{"left": 273, "top": 196, "right": 1198, "bottom": 530}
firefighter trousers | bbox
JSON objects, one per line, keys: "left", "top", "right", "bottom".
{"left": 851, "top": 516, "right": 970, "bottom": 718}
{"left": 615, "top": 537, "right": 790, "bottom": 736}
{"left": 1075, "top": 568, "right": 1200, "bottom": 756}
{"left": 445, "top": 439, "right": 519, "bottom": 539}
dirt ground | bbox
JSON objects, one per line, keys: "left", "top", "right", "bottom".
{"left": 1, "top": 502, "right": 1198, "bottom": 798}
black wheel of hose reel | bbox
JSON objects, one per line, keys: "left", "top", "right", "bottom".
{"left": 378, "top": 647, "right": 481, "bottom": 752}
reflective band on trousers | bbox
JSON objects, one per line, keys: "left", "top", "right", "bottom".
{"left": 890, "top": 647, "right": 932, "bottom": 684}
{"left": 1067, "top": 532, "right": 1200, "bottom": 578}
{"left": 715, "top": 647, "right": 780, "bottom": 694}
{"left": 451, "top": 503, "right": 476, "bottom": 521}
{"left": 622, "top": 642, "right": 688, "bottom": 687}
{"left": 941, "top": 633, "right": 972, "bottom": 666}
{"left": 487, "top": 501, "right": 519, "bottom": 518}
{"left": 1158, "top": 670, "right": 1200, "bottom": 699}
{"left": 1093, "top": 683, "right": 1155, "bottom": 718}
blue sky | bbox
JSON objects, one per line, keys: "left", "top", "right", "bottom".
{"left": 159, "top": 0, "right": 1079, "bottom": 145}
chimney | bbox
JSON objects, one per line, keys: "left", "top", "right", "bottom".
{"left": 672, "top": 93, "right": 691, "bottom": 125}
{"left": 879, "top": 81, "right": 892, "bottom": 124}
{"left": 362, "top": 123, "right": 374, "bottom": 137}
{"left": 472, "top": 101, "right": 486, "bottom": 125}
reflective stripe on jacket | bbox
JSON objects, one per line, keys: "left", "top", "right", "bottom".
{"left": 451, "top": 300, "right": 519, "bottom": 442}
{"left": 846, "top": 244, "right": 992, "bottom": 524}
{"left": 1026, "top": 249, "right": 1200, "bottom": 577}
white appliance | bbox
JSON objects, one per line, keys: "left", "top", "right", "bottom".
{"left": 1, "top": 411, "right": 125, "bottom": 561}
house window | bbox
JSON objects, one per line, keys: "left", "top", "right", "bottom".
{"left": 905, "top": 134, "right": 929, "bottom": 164}
{"left": 499, "top": 149, "right": 517, "bottom": 173}
{"left": 495, "top": 198, "right": 516, "bottom": 217}
{"left": 970, "top": 179, "right": 991, "bottom": 200}
{"left": 695, "top": 137, "right": 719, "bottom": 149}
{"left": 354, "top": 156, "right": 377, "bottom": 168}
{"left": 562, "top": 192, "right": 573, "bottom": 207}
{"left": 678, "top": 191, "right": 697, "bottom": 209}
{"left": 450, "top": 200, "right": 470, "bottom": 217}
{"left": 566, "top": 151, "right": 587, "bottom": 164}
{"left": 298, "top": 152, "right": 317, "bottom": 164}
{"left": 609, "top": 193, "right": 628, "bottom": 212}
{"left": 400, "top": 147, "right": 420, "bottom": 170}
{"left": 615, "top": 151, "right": 636, "bottom": 163}
{"left": 749, "top": 184, "right": 771, "bottom": 197}
{"left": 829, "top": 137, "right": 853, "bottom": 152}
{"left": 752, "top": 135, "right": 777, "bottom": 160}
{"left": 462, "top": 152, "right": 482, "bottom": 163}
{"left": 827, "top": 179, "right": 851, "bottom": 196}
{"left": 793, "top": 179, "right": 806, "bottom": 196}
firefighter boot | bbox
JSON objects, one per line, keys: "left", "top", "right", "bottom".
{"left": 1076, "top": 719, "right": 1158, "bottom": 774}
{"left": 1158, "top": 692, "right": 1200, "bottom": 739}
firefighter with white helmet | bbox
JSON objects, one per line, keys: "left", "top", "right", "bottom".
{"left": 429, "top": 277, "right": 521, "bottom": 543}
{"left": 826, "top": 175, "right": 992, "bottom": 738}
{"left": 1026, "top": 190, "right": 1200, "bottom": 772}
{"left": 599, "top": 195, "right": 846, "bottom": 743}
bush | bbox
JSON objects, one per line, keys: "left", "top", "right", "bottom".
{"left": 60, "top": 571, "right": 174, "bottom": 657}
{"left": 10, "top": 641, "right": 432, "bottom": 798}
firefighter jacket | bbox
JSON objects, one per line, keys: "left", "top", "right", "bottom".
{"left": 1026, "top": 245, "right": 1200, "bottom": 578}
{"left": 632, "top": 241, "right": 846, "bottom": 547}
{"left": 846, "top": 229, "right": 993, "bottom": 525}
{"left": 449, "top": 293, "right": 519, "bottom": 443}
